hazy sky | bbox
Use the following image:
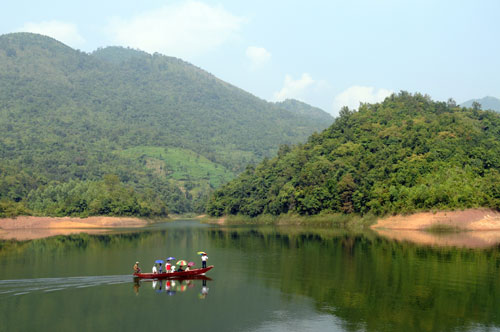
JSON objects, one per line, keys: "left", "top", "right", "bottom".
{"left": 1, "top": 0, "right": 499, "bottom": 116}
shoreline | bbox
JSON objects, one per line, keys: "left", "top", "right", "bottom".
{"left": 371, "top": 208, "right": 500, "bottom": 231}
{"left": 203, "top": 208, "right": 500, "bottom": 248}
{"left": 3, "top": 209, "right": 500, "bottom": 242}
{"left": 203, "top": 208, "right": 500, "bottom": 230}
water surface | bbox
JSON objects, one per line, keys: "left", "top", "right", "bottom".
{"left": 1, "top": 220, "right": 500, "bottom": 332}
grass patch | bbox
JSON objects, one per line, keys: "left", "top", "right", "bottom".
{"left": 117, "top": 146, "right": 235, "bottom": 187}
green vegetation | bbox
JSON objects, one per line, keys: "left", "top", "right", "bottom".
{"left": 204, "top": 212, "right": 376, "bottom": 228}
{"left": 0, "top": 32, "right": 331, "bottom": 217}
{"left": 424, "top": 223, "right": 463, "bottom": 233}
{"left": 208, "top": 92, "right": 500, "bottom": 217}
{"left": 117, "top": 146, "right": 233, "bottom": 188}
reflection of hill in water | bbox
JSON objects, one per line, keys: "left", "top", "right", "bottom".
{"left": 0, "top": 231, "right": 156, "bottom": 256}
{"left": 207, "top": 227, "right": 500, "bottom": 332}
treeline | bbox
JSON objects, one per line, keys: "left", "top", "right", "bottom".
{"left": 207, "top": 92, "right": 500, "bottom": 217}
{"left": 0, "top": 174, "right": 189, "bottom": 217}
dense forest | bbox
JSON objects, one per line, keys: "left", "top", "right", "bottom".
{"left": 0, "top": 32, "right": 332, "bottom": 217}
{"left": 207, "top": 92, "right": 500, "bottom": 217}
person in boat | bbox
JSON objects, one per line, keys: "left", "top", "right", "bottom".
{"left": 165, "top": 260, "right": 171, "bottom": 273}
{"left": 176, "top": 265, "right": 184, "bottom": 272}
{"left": 158, "top": 262, "right": 163, "bottom": 274}
{"left": 152, "top": 263, "right": 158, "bottom": 274}
{"left": 201, "top": 253, "right": 208, "bottom": 268}
{"left": 133, "top": 261, "right": 141, "bottom": 273}
{"left": 170, "top": 264, "right": 176, "bottom": 273}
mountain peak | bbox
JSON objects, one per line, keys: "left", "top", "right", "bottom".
{"left": 0, "top": 32, "right": 74, "bottom": 54}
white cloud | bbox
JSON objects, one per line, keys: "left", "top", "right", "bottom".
{"left": 273, "top": 73, "right": 315, "bottom": 102}
{"left": 18, "top": 21, "right": 85, "bottom": 48}
{"left": 246, "top": 46, "right": 271, "bottom": 68}
{"left": 105, "top": 1, "right": 244, "bottom": 59}
{"left": 333, "top": 86, "right": 393, "bottom": 111}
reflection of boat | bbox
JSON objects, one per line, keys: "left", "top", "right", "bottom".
{"left": 133, "top": 266, "right": 214, "bottom": 279}
{"left": 132, "top": 274, "right": 212, "bottom": 296}
{"left": 169, "top": 275, "right": 212, "bottom": 281}
{"left": 135, "top": 275, "right": 212, "bottom": 282}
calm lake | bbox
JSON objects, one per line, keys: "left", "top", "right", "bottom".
{"left": 1, "top": 220, "right": 500, "bottom": 332}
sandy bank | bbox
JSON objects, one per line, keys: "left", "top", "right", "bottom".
{"left": 371, "top": 209, "right": 500, "bottom": 248}
{"left": 371, "top": 208, "right": 500, "bottom": 231}
{"left": 0, "top": 216, "right": 149, "bottom": 240}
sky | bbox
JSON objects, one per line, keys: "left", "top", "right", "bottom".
{"left": 1, "top": 0, "right": 499, "bottom": 116}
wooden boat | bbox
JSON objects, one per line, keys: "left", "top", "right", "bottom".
{"left": 133, "top": 265, "right": 214, "bottom": 279}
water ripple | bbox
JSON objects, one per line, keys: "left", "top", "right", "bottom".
{"left": 0, "top": 275, "right": 131, "bottom": 297}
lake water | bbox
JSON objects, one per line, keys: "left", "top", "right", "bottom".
{"left": 1, "top": 220, "right": 500, "bottom": 332}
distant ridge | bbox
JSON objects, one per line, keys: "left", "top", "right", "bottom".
{"left": 273, "top": 99, "right": 332, "bottom": 123}
{"left": 461, "top": 96, "right": 500, "bottom": 112}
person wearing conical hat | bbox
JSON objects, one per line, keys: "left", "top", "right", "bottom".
{"left": 133, "top": 261, "right": 141, "bottom": 273}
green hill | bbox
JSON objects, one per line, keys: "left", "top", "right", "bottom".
{"left": 0, "top": 32, "right": 332, "bottom": 217}
{"left": 461, "top": 96, "right": 500, "bottom": 112}
{"left": 207, "top": 92, "right": 500, "bottom": 217}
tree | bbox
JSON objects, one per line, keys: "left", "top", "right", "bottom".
{"left": 447, "top": 98, "right": 457, "bottom": 108}
{"left": 472, "top": 101, "right": 482, "bottom": 111}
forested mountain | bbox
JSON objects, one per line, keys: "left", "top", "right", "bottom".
{"left": 207, "top": 92, "right": 500, "bottom": 217}
{"left": 461, "top": 96, "right": 500, "bottom": 112}
{"left": 0, "top": 32, "right": 332, "bottom": 217}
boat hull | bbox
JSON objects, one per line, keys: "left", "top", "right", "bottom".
{"left": 133, "top": 265, "right": 214, "bottom": 279}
